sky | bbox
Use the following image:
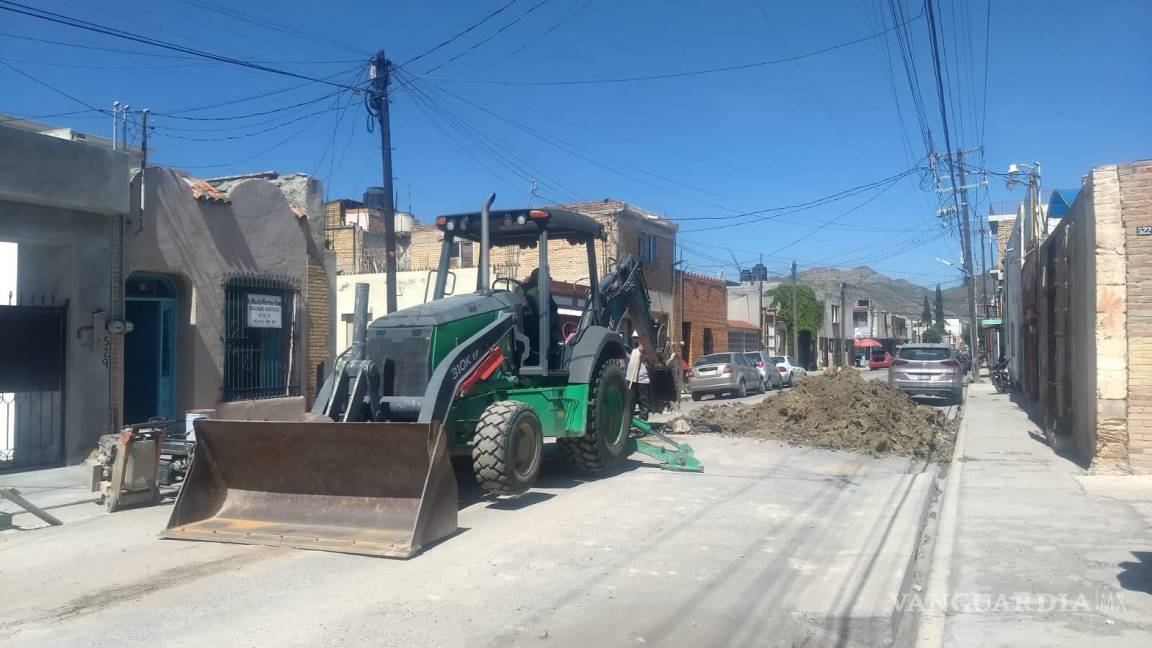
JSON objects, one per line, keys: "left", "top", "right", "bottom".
{"left": 2, "top": 0, "right": 1149, "bottom": 289}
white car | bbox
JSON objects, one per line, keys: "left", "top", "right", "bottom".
{"left": 771, "top": 355, "right": 807, "bottom": 387}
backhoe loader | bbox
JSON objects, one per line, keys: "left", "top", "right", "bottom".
{"left": 164, "top": 196, "right": 697, "bottom": 557}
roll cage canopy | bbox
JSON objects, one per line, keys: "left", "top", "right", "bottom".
{"left": 435, "top": 208, "right": 606, "bottom": 246}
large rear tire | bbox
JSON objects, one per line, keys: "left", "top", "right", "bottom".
{"left": 559, "top": 359, "right": 631, "bottom": 473}
{"left": 473, "top": 401, "right": 543, "bottom": 495}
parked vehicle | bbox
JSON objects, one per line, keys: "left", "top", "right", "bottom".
{"left": 771, "top": 355, "right": 807, "bottom": 387}
{"left": 868, "top": 350, "right": 893, "bottom": 370}
{"left": 742, "top": 351, "right": 784, "bottom": 390}
{"left": 991, "top": 358, "right": 1014, "bottom": 393}
{"left": 689, "top": 352, "right": 764, "bottom": 401}
{"left": 888, "top": 343, "right": 965, "bottom": 404}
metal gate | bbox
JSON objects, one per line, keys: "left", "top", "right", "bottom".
{"left": 0, "top": 299, "right": 67, "bottom": 472}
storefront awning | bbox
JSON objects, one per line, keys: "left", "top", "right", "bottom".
{"left": 854, "top": 338, "right": 883, "bottom": 347}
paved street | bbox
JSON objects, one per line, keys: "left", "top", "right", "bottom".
{"left": 2, "top": 434, "right": 936, "bottom": 648}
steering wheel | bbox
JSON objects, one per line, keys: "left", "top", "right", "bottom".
{"left": 492, "top": 277, "right": 526, "bottom": 294}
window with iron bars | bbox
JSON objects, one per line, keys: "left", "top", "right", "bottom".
{"left": 222, "top": 275, "right": 301, "bottom": 402}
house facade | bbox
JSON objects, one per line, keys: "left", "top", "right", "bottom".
{"left": 1000, "top": 160, "right": 1152, "bottom": 473}
{"left": 0, "top": 119, "right": 335, "bottom": 470}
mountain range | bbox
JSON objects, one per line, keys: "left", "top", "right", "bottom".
{"left": 765, "top": 266, "right": 990, "bottom": 319}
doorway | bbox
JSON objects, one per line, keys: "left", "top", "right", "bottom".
{"left": 124, "top": 274, "right": 177, "bottom": 424}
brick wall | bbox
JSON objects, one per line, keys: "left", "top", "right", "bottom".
{"left": 304, "top": 256, "right": 330, "bottom": 405}
{"left": 1120, "top": 160, "right": 1152, "bottom": 472}
{"left": 674, "top": 271, "right": 728, "bottom": 364}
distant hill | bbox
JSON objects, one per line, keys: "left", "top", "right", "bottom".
{"left": 765, "top": 266, "right": 984, "bottom": 318}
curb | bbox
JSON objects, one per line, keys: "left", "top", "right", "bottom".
{"left": 909, "top": 382, "right": 970, "bottom": 647}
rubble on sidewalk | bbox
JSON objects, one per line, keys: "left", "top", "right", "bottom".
{"left": 668, "top": 369, "right": 956, "bottom": 461}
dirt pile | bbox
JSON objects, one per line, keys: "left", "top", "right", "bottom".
{"left": 672, "top": 369, "right": 955, "bottom": 461}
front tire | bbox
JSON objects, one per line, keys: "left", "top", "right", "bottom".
{"left": 559, "top": 358, "right": 631, "bottom": 473}
{"left": 736, "top": 379, "right": 747, "bottom": 398}
{"left": 691, "top": 391, "right": 702, "bottom": 402}
{"left": 473, "top": 401, "right": 544, "bottom": 495}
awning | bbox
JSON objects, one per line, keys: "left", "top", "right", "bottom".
{"left": 854, "top": 338, "right": 883, "bottom": 348}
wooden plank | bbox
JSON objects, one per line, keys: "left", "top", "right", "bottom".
{"left": 0, "top": 487, "right": 63, "bottom": 526}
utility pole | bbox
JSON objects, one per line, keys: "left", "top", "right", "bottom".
{"left": 957, "top": 150, "right": 981, "bottom": 381}
{"left": 840, "top": 282, "right": 847, "bottom": 367}
{"left": 790, "top": 260, "right": 798, "bottom": 360}
{"left": 369, "top": 50, "right": 398, "bottom": 314}
{"left": 757, "top": 254, "right": 764, "bottom": 352}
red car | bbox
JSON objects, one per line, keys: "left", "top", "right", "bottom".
{"left": 868, "top": 350, "right": 893, "bottom": 370}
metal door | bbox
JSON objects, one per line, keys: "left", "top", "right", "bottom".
{"left": 0, "top": 300, "right": 67, "bottom": 472}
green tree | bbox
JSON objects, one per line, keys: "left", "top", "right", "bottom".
{"left": 767, "top": 284, "right": 825, "bottom": 339}
{"left": 922, "top": 327, "right": 943, "bottom": 343}
{"left": 934, "top": 283, "right": 945, "bottom": 326}
{"left": 921, "top": 294, "right": 932, "bottom": 326}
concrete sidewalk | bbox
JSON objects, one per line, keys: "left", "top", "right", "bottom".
{"left": 920, "top": 380, "right": 1152, "bottom": 647}
{"left": 0, "top": 464, "right": 102, "bottom": 530}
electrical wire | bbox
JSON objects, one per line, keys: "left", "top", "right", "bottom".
{"left": 176, "top": 0, "right": 370, "bottom": 58}
{"left": 419, "top": 8, "right": 924, "bottom": 86}
{"left": 423, "top": 0, "right": 553, "bottom": 74}
{"left": 0, "top": 1, "right": 359, "bottom": 89}
{"left": 0, "top": 57, "right": 107, "bottom": 113}
{"left": 401, "top": 0, "right": 521, "bottom": 66}
{"left": 497, "top": 0, "right": 596, "bottom": 61}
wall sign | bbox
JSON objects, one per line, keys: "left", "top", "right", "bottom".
{"left": 1137, "top": 226, "right": 1152, "bottom": 236}
{"left": 247, "top": 293, "right": 282, "bottom": 328}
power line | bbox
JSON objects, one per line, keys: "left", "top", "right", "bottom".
{"left": 420, "top": 9, "right": 924, "bottom": 86}
{"left": 176, "top": 0, "right": 370, "bottom": 58}
{"left": 497, "top": 0, "right": 596, "bottom": 61}
{"left": 424, "top": 0, "right": 554, "bottom": 74}
{"left": 0, "top": 57, "right": 106, "bottom": 113}
{"left": 400, "top": 0, "right": 521, "bottom": 66}
{"left": 0, "top": 1, "right": 360, "bottom": 89}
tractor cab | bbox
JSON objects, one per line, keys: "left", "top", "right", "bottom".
{"left": 432, "top": 206, "right": 607, "bottom": 374}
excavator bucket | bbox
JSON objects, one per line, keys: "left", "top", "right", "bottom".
{"left": 163, "top": 420, "right": 458, "bottom": 558}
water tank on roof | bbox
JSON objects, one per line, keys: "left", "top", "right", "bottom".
{"left": 751, "top": 263, "right": 768, "bottom": 282}
{"left": 740, "top": 269, "right": 752, "bottom": 283}
{"left": 394, "top": 211, "right": 415, "bottom": 233}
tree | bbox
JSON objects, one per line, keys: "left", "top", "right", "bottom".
{"left": 922, "top": 327, "right": 943, "bottom": 343}
{"left": 921, "top": 294, "right": 932, "bottom": 326}
{"left": 934, "top": 283, "right": 945, "bottom": 327}
{"left": 767, "top": 284, "right": 825, "bottom": 350}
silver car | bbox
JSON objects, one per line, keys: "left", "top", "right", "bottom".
{"left": 888, "top": 343, "right": 965, "bottom": 403}
{"left": 742, "top": 351, "right": 784, "bottom": 390}
{"left": 689, "top": 352, "right": 764, "bottom": 401}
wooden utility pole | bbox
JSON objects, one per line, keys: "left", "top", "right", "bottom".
{"left": 790, "top": 260, "right": 798, "bottom": 359}
{"left": 757, "top": 254, "right": 764, "bottom": 352}
{"left": 369, "top": 50, "right": 398, "bottom": 313}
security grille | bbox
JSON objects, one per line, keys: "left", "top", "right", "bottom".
{"left": 222, "top": 275, "right": 300, "bottom": 402}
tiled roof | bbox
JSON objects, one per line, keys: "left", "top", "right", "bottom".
{"left": 182, "top": 176, "right": 230, "bottom": 203}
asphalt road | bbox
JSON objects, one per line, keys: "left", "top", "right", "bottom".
{"left": 1, "top": 431, "right": 937, "bottom": 647}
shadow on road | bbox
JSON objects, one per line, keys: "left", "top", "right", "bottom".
{"left": 1119, "top": 551, "right": 1152, "bottom": 594}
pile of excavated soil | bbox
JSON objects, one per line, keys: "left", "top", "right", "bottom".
{"left": 670, "top": 369, "right": 956, "bottom": 461}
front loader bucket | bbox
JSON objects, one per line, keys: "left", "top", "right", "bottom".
{"left": 163, "top": 420, "right": 458, "bottom": 558}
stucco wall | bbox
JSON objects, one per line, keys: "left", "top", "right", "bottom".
{"left": 0, "top": 202, "right": 115, "bottom": 463}
{"left": 125, "top": 167, "right": 311, "bottom": 418}
{"left": 0, "top": 124, "right": 135, "bottom": 216}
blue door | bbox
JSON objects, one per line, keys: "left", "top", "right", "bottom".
{"left": 124, "top": 274, "right": 177, "bottom": 424}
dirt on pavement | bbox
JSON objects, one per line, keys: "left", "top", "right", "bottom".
{"left": 669, "top": 369, "right": 956, "bottom": 461}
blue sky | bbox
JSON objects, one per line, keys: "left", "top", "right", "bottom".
{"left": 2, "top": 0, "right": 1149, "bottom": 288}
